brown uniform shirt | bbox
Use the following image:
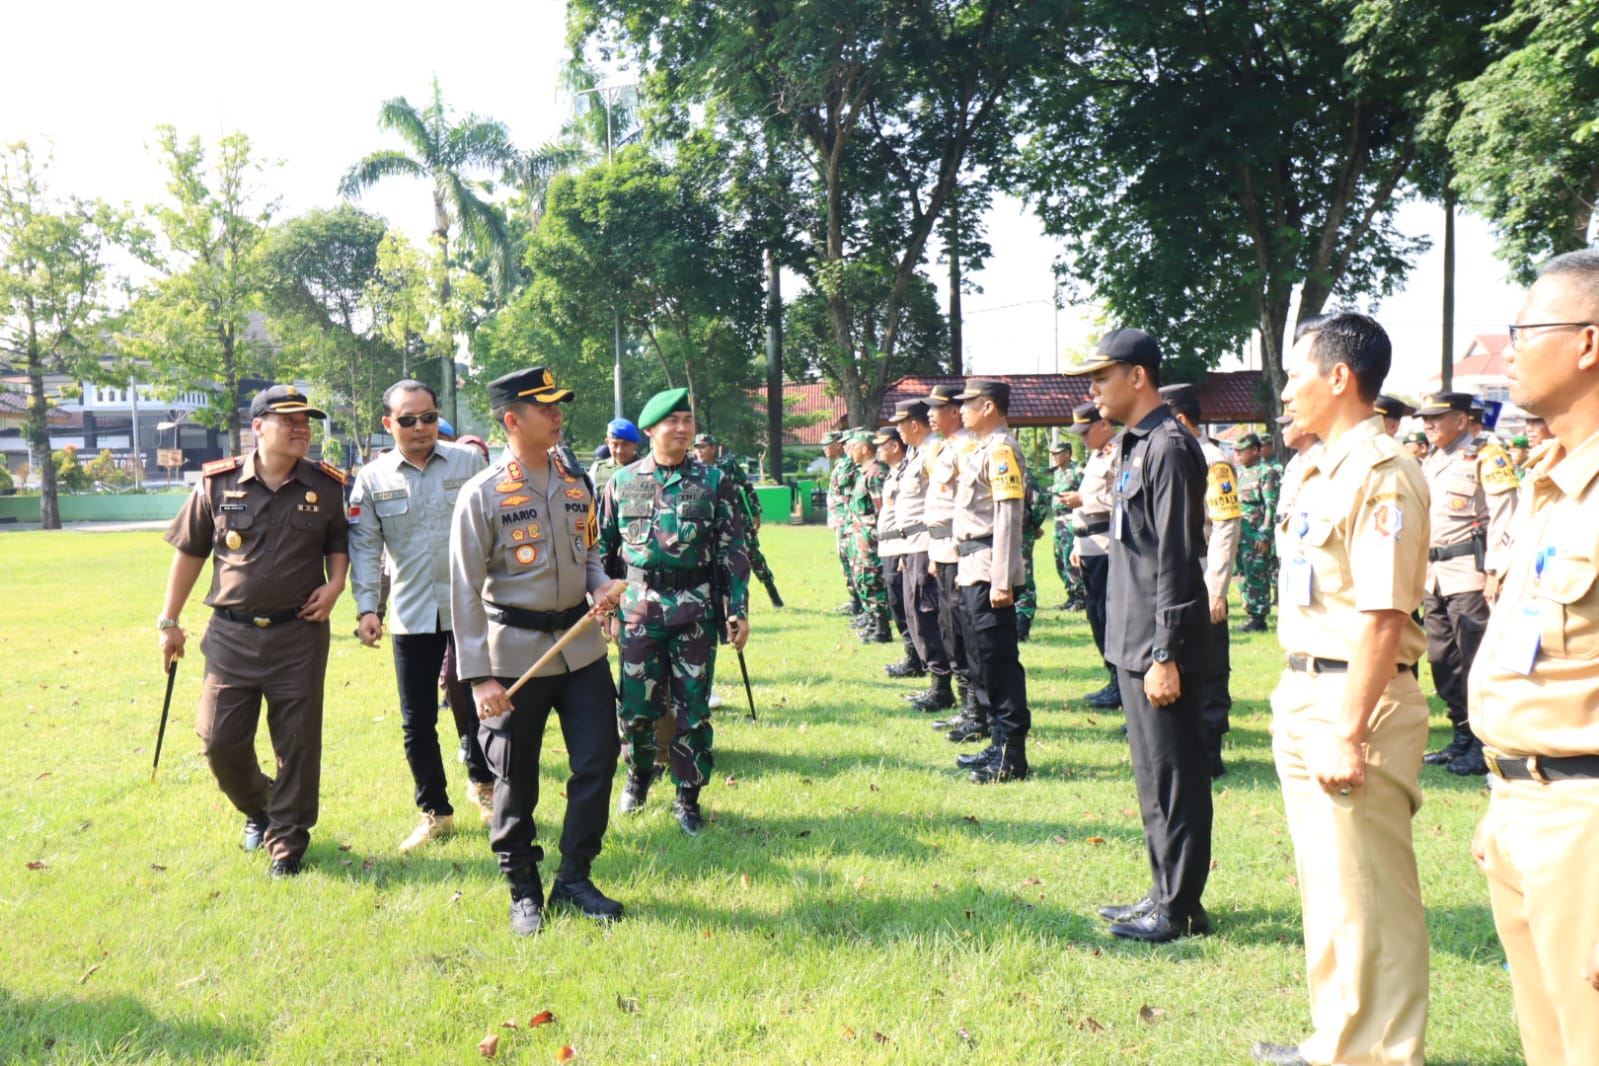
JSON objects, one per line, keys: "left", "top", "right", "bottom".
{"left": 1274, "top": 416, "right": 1429, "bottom": 666}
{"left": 164, "top": 453, "right": 350, "bottom": 614}
{"left": 1422, "top": 432, "right": 1518, "bottom": 595}
{"left": 954, "top": 426, "right": 1026, "bottom": 593}
{"left": 895, "top": 443, "right": 931, "bottom": 554}
{"left": 877, "top": 455, "right": 908, "bottom": 559}
{"left": 1470, "top": 431, "right": 1599, "bottom": 758}
{"left": 925, "top": 430, "right": 978, "bottom": 566}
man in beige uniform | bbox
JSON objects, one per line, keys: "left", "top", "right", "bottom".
{"left": 1254, "top": 314, "right": 1432, "bottom": 1066}
{"left": 1415, "top": 391, "right": 1520, "bottom": 775}
{"left": 1066, "top": 402, "right": 1120, "bottom": 707}
{"left": 924, "top": 384, "right": 982, "bottom": 733}
{"left": 890, "top": 399, "right": 952, "bottom": 710}
{"left": 951, "top": 378, "right": 1031, "bottom": 783}
{"left": 1469, "top": 249, "right": 1599, "bottom": 1066}
{"left": 157, "top": 385, "right": 349, "bottom": 879}
{"left": 874, "top": 426, "right": 919, "bottom": 678}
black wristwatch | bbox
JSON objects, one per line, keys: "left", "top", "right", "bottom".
{"left": 1151, "top": 647, "right": 1173, "bottom": 664}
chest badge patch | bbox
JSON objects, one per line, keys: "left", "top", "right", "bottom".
{"left": 224, "top": 530, "right": 243, "bottom": 550}
{"left": 514, "top": 544, "right": 538, "bottom": 565}
{"left": 564, "top": 487, "right": 586, "bottom": 500}
{"left": 501, "top": 494, "right": 532, "bottom": 508}
{"left": 304, "top": 490, "right": 318, "bottom": 504}
{"left": 496, "top": 480, "right": 524, "bottom": 494}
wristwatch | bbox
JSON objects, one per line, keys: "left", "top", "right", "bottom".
{"left": 1151, "top": 647, "right": 1172, "bottom": 664}
{"left": 157, "top": 616, "right": 179, "bottom": 631}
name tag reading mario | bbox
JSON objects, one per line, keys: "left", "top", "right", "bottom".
{"left": 989, "top": 445, "right": 1023, "bottom": 502}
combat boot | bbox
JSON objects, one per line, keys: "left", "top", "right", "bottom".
{"left": 762, "top": 577, "right": 785, "bottom": 608}
{"left": 933, "top": 681, "right": 975, "bottom": 729}
{"left": 618, "top": 766, "right": 653, "bottom": 813}
{"left": 1423, "top": 724, "right": 1473, "bottom": 766}
{"left": 970, "top": 732, "right": 1028, "bottom": 783}
{"left": 955, "top": 742, "right": 1001, "bottom": 770}
{"left": 1237, "top": 615, "right": 1268, "bottom": 633}
{"left": 1448, "top": 737, "right": 1489, "bottom": 776}
{"left": 1016, "top": 614, "right": 1033, "bottom": 643}
{"left": 909, "top": 672, "right": 956, "bottom": 712}
{"left": 835, "top": 595, "right": 862, "bottom": 615}
{"left": 673, "top": 786, "right": 705, "bottom": 835}
{"left": 884, "top": 635, "right": 926, "bottom": 678}
{"left": 507, "top": 865, "right": 544, "bottom": 936}
{"left": 1085, "top": 673, "right": 1122, "bottom": 709}
{"left": 946, "top": 710, "right": 991, "bottom": 743}
{"left": 547, "top": 859, "right": 623, "bottom": 922}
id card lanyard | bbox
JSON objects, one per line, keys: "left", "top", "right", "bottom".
{"left": 1500, "top": 544, "right": 1556, "bottom": 675}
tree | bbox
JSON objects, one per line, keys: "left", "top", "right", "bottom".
{"left": 1449, "top": 0, "right": 1599, "bottom": 281}
{"left": 123, "top": 127, "right": 280, "bottom": 456}
{"left": 1012, "top": 0, "right": 1499, "bottom": 409}
{"left": 261, "top": 206, "right": 403, "bottom": 459}
{"left": 0, "top": 142, "right": 129, "bottom": 529}
{"left": 339, "top": 80, "right": 519, "bottom": 423}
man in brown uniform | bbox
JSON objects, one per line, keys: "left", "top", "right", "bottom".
{"left": 1469, "top": 249, "right": 1599, "bottom": 1066}
{"left": 157, "top": 385, "right": 350, "bottom": 879}
{"left": 951, "top": 378, "right": 1031, "bottom": 783}
{"left": 1253, "top": 314, "right": 1431, "bottom": 1066}
{"left": 1416, "top": 391, "right": 1519, "bottom": 775}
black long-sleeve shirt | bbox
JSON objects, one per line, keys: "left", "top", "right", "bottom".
{"left": 1105, "top": 404, "right": 1207, "bottom": 672}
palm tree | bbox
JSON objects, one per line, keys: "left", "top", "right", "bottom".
{"left": 339, "top": 79, "right": 518, "bottom": 420}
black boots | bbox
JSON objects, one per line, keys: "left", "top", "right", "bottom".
{"left": 762, "top": 577, "right": 784, "bottom": 608}
{"left": 673, "top": 786, "right": 705, "bottom": 835}
{"left": 618, "top": 766, "right": 652, "bottom": 813}
{"left": 547, "top": 860, "right": 623, "bottom": 922}
{"left": 907, "top": 672, "right": 956, "bottom": 712}
{"left": 969, "top": 732, "right": 1028, "bottom": 783}
{"left": 885, "top": 635, "right": 926, "bottom": 678}
{"left": 1238, "top": 615, "right": 1268, "bottom": 633}
{"left": 1423, "top": 724, "right": 1473, "bottom": 766}
{"left": 1448, "top": 736, "right": 1489, "bottom": 776}
{"left": 508, "top": 865, "right": 544, "bottom": 936}
{"left": 1016, "top": 613, "right": 1033, "bottom": 643}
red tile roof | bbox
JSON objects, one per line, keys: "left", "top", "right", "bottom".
{"left": 0, "top": 388, "right": 82, "bottom": 428}
{"left": 750, "top": 381, "right": 849, "bottom": 445}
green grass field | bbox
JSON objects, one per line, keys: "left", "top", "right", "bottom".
{"left": 0, "top": 524, "right": 1520, "bottom": 1064}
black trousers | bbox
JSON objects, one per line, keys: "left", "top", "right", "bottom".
{"left": 1196, "top": 615, "right": 1231, "bottom": 741}
{"left": 480, "top": 658, "right": 619, "bottom": 875}
{"left": 958, "top": 582, "right": 1030, "bottom": 745}
{"left": 1080, "top": 552, "right": 1110, "bottom": 665}
{"left": 883, "top": 555, "right": 909, "bottom": 637}
{"left": 934, "top": 559, "right": 969, "bottom": 689}
{"left": 1118, "top": 665, "right": 1213, "bottom": 919}
{"left": 391, "top": 631, "right": 460, "bottom": 816}
{"left": 901, "top": 551, "right": 950, "bottom": 675}
{"left": 1423, "top": 587, "right": 1490, "bottom": 726}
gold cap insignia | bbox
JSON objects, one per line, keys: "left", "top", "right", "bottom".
{"left": 305, "top": 490, "right": 318, "bottom": 504}
{"left": 225, "top": 530, "right": 243, "bottom": 550}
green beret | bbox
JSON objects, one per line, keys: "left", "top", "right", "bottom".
{"left": 1509, "top": 434, "right": 1530, "bottom": 448}
{"left": 637, "top": 387, "right": 692, "bottom": 429}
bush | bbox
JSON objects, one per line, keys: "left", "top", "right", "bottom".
{"left": 54, "top": 447, "right": 91, "bottom": 492}
{"left": 83, "top": 449, "right": 132, "bottom": 489}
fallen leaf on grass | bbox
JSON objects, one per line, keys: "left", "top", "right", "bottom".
{"left": 1021, "top": 877, "right": 1043, "bottom": 886}
{"left": 35, "top": 771, "right": 52, "bottom": 780}
{"left": 1119, "top": 807, "right": 1137, "bottom": 818}
{"left": 843, "top": 1026, "right": 857, "bottom": 1040}
{"left": 1051, "top": 834, "right": 1068, "bottom": 845}
{"left": 1085, "top": 837, "right": 1106, "bottom": 845}
{"left": 448, "top": 891, "right": 463, "bottom": 905}
{"left": 338, "top": 843, "right": 353, "bottom": 852}
{"left": 1138, "top": 1005, "right": 1167, "bottom": 1025}
{"left": 529, "top": 1010, "right": 555, "bottom": 1027}
{"left": 1077, "top": 1016, "right": 1106, "bottom": 1034}
{"left": 853, "top": 876, "right": 865, "bottom": 890}
{"left": 78, "top": 964, "right": 99, "bottom": 984}
{"left": 1209, "top": 859, "right": 1220, "bottom": 870}
{"left": 869, "top": 783, "right": 880, "bottom": 792}
{"left": 956, "top": 1027, "right": 975, "bottom": 1047}
{"left": 477, "top": 1033, "right": 499, "bottom": 1057}
{"left": 26, "top": 861, "right": 47, "bottom": 871}
{"left": 873, "top": 1031, "right": 890, "bottom": 1043}
{"left": 725, "top": 775, "right": 737, "bottom": 787}
{"left": 556, "top": 1046, "right": 576, "bottom": 1062}
{"left": 500, "top": 1020, "right": 518, "bottom": 1029}
{"left": 740, "top": 873, "right": 750, "bottom": 889}
{"left": 150, "top": 864, "right": 167, "bottom": 872}
{"left": 615, "top": 995, "right": 639, "bottom": 1014}
{"left": 701, "top": 930, "right": 712, "bottom": 939}
{"left": 962, "top": 815, "right": 980, "bottom": 825}
{"left": 174, "top": 973, "right": 206, "bottom": 989}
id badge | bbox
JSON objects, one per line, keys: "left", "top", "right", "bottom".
{"left": 1496, "top": 605, "right": 1542, "bottom": 675}
{"left": 1286, "top": 555, "right": 1313, "bottom": 607}
{"left": 1111, "top": 502, "right": 1124, "bottom": 541}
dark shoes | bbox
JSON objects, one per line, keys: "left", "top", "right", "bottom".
{"left": 547, "top": 872, "right": 623, "bottom": 922}
{"left": 969, "top": 761, "right": 1027, "bottom": 784}
{"left": 242, "top": 812, "right": 269, "bottom": 853}
{"left": 1016, "top": 615, "right": 1033, "bottom": 643}
{"left": 268, "top": 856, "right": 302, "bottom": 879}
{"left": 1448, "top": 739, "right": 1488, "bottom": 776}
{"left": 508, "top": 871, "right": 544, "bottom": 936}
{"left": 673, "top": 787, "right": 705, "bottom": 835}
{"left": 762, "top": 579, "right": 784, "bottom": 608}
{"left": 1209, "top": 747, "right": 1227, "bottom": 778}
{"left": 884, "top": 657, "right": 926, "bottom": 679}
{"left": 1237, "top": 615, "right": 1269, "bottom": 633}
{"left": 1423, "top": 725, "right": 1473, "bottom": 765}
{"left": 907, "top": 678, "right": 956, "bottom": 712}
{"left": 1096, "top": 896, "right": 1156, "bottom": 922}
{"left": 1108, "top": 907, "right": 1211, "bottom": 942}
{"left": 955, "top": 744, "right": 1001, "bottom": 770}
{"left": 1250, "top": 1042, "right": 1310, "bottom": 1065}
{"left": 946, "top": 716, "right": 991, "bottom": 743}
{"left": 1084, "top": 681, "right": 1122, "bottom": 709}
{"left": 618, "top": 767, "right": 652, "bottom": 814}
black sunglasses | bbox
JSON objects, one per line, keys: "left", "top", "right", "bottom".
{"left": 394, "top": 411, "right": 440, "bottom": 428}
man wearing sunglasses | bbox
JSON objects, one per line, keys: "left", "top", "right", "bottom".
{"left": 349, "top": 379, "right": 490, "bottom": 852}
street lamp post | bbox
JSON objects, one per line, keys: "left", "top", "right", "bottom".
{"left": 577, "top": 83, "right": 637, "bottom": 420}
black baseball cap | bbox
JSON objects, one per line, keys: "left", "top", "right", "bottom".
{"left": 1064, "top": 328, "right": 1162, "bottom": 376}
{"left": 488, "top": 367, "right": 573, "bottom": 409}
{"left": 889, "top": 398, "right": 930, "bottom": 423}
{"left": 1066, "top": 401, "right": 1102, "bottom": 436}
{"left": 953, "top": 378, "right": 1010, "bottom": 405}
{"left": 1414, "top": 391, "right": 1473, "bottom": 417}
{"left": 924, "top": 383, "right": 965, "bottom": 407}
{"left": 1372, "top": 395, "right": 1416, "bottom": 420}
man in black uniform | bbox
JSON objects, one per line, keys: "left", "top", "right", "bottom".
{"left": 1067, "top": 329, "right": 1212, "bottom": 941}
{"left": 157, "top": 385, "right": 350, "bottom": 879}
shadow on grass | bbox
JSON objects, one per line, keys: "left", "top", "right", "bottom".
{"left": 0, "top": 986, "right": 257, "bottom": 1062}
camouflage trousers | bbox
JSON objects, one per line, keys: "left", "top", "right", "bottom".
{"left": 1017, "top": 535, "right": 1040, "bottom": 622}
{"left": 846, "top": 528, "right": 890, "bottom": 623}
{"left": 835, "top": 527, "right": 855, "bottom": 601}
{"left": 619, "top": 619, "right": 717, "bottom": 788}
{"left": 1054, "top": 522, "right": 1085, "bottom": 603}
{"left": 1237, "top": 525, "right": 1277, "bottom": 621}
{"left": 748, "top": 528, "right": 776, "bottom": 589}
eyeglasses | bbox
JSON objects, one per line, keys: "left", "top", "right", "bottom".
{"left": 1507, "top": 322, "right": 1595, "bottom": 346}
{"left": 393, "top": 411, "right": 440, "bottom": 428}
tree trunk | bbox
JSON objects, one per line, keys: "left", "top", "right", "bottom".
{"left": 221, "top": 326, "right": 242, "bottom": 456}
{"left": 26, "top": 354, "right": 61, "bottom": 531}
{"left": 948, "top": 208, "right": 963, "bottom": 376}
{"left": 1441, "top": 186, "right": 1456, "bottom": 392}
{"left": 765, "top": 247, "right": 784, "bottom": 484}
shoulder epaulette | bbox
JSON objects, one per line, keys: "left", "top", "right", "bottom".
{"left": 202, "top": 456, "right": 243, "bottom": 477}
{"left": 318, "top": 459, "right": 349, "bottom": 485}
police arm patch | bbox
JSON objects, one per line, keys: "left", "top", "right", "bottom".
{"left": 989, "top": 444, "right": 1024, "bottom": 501}
{"left": 1478, "top": 446, "right": 1519, "bottom": 495}
{"left": 1205, "top": 461, "right": 1243, "bottom": 521}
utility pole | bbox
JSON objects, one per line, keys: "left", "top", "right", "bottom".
{"left": 577, "top": 83, "right": 636, "bottom": 419}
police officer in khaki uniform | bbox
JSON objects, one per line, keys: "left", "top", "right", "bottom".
{"left": 157, "top": 384, "right": 350, "bottom": 879}
{"left": 1468, "top": 250, "right": 1599, "bottom": 1066}
{"left": 1252, "top": 314, "right": 1431, "bottom": 1066}
{"left": 1065, "top": 402, "right": 1120, "bottom": 708}
{"left": 950, "top": 378, "right": 1031, "bottom": 783}
{"left": 923, "top": 385, "right": 983, "bottom": 732}
{"left": 873, "top": 425, "right": 921, "bottom": 678}
{"left": 1160, "top": 384, "right": 1243, "bottom": 778}
{"left": 449, "top": 367, "right": 628, "bottom": 935}
{"left": 888, "top": 399, "right": 952, "bottom": 710}
{"left": 1373, "top": 394, "right": 1415, "bottom": 437}
{"left": 1415, "top": 391, "right": 1519, "bottom": 775}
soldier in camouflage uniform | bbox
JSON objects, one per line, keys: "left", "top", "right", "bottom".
{"left": 598, "top": 388, "right": 750, "bottom": 835}
{"left": 845, "top": 430, "right": 893, "bottom": 643}
{"left": 824, "top": 432, "right": 859, "bottom": 615}
{"left": 694, "top": 433, "right": 782, "bottom": 608}
{"left": 1232, "top": 432, "right": 1280, "bottom": 632}
{"left": 1048, "top": 441, "right": 1086, "bottom": 610}
{"left": 1015, "top": 464, "right": 1052, "bottom": 642}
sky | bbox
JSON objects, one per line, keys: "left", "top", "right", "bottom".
{"left": 3, "top": 0, "right": 1526, "bottom": 397}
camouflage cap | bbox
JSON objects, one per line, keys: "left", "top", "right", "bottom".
{"left": 1235, "top": 432, "right": 1263, "bottom": 449}
{"left": 693, "top": 433, "right": 719, "bottom": 446}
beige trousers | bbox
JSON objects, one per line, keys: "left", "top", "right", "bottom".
{"left": 1479, "top": 776, "right": 1599, "bottom": 1066}
{"left": 1271, "top": 669, "right": 1430, "bottom": 1066}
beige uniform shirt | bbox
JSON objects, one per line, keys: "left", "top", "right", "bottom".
{"left": 925, "top": 430, "right": 978, "bottom": 566}
{"left": 1470, "top": 431, "right": 1599, "bottom": 758}
{"left": 1422, "top": 432, "right": 1519, "bottom": 595}
{"left": 1274, "top": 416, "right": 1429, "bottom": 666}
{"left": 1198, "top": 438, "right": 1244, "bottom": 600}
{"left": 449, "top": 450, "right": 609, "bottom": 682}
{"left": 1072, "top": 442, "right": 1117, "bottom": 558}
{"left": 954, "top": 426, "right": 1026, "bottom": 593}
{"left": 895, "top": 443, "right": 931, "bottom": 554}
{"left": 877, "top": 456, "right": 907, "bottom": 559}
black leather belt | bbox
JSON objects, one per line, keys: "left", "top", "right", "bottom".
{"left": 626, "top": 565, "right": 713, "bottom": 591}
{"left": 1287, "top": 653, "right": 1418, "bottom": 677}
{"left": 896, "top": 523, "right": 927, "bottom": 538}
{"left": 1428, "top": 540, "right": 1476, "bottom": 562}
{"left": 926, "top": 522, "right": 953, "bottom": 539}
{"left": 1483, "top": 750, "right": 1599, "bottom": 783}
{"left": 1075, "top": 517, "right": 1110, "bottom": 536}
{"left": 213, "top": 607, "right": 301, "bottom": 628}
{"left": 956, "top": 536, "right": 993, "bottom": 556}
{"left": 486, "top": 602, "right": 589, "bottom": 632}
